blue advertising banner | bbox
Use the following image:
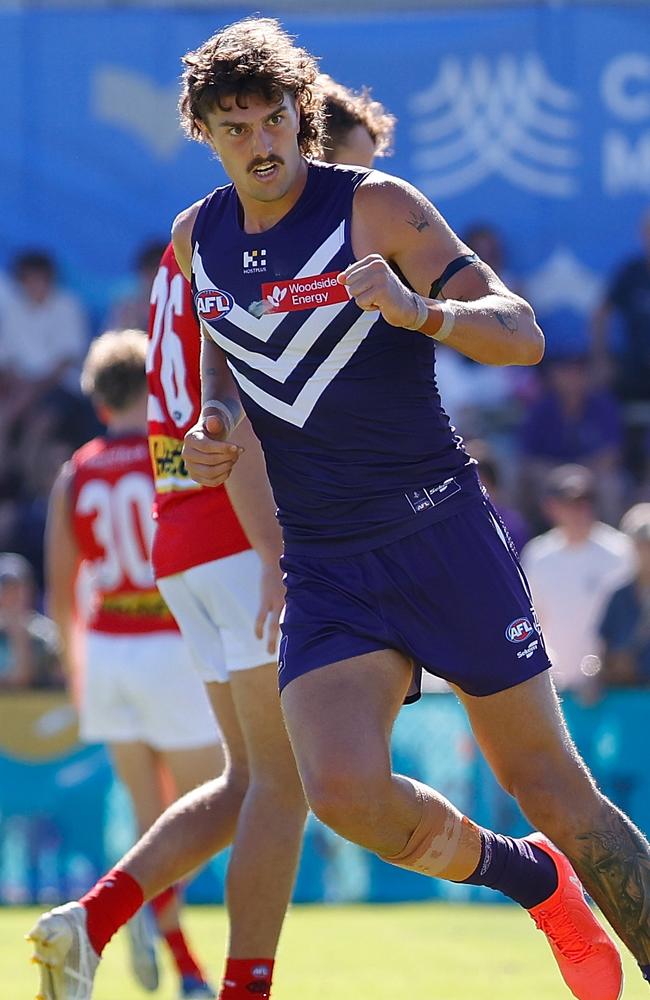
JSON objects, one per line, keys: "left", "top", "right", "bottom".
{"left": 1, "top": 690, "right": 648, "bottom": 905}
{"left": 1, "top": 4, "right": 649, "bottom": 339}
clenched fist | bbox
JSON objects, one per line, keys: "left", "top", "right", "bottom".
{"left": 337, "top": 254, "right": 422, "bottom": 329}
{"left": 182, "top": 411, "right": 244, "bottom": 488}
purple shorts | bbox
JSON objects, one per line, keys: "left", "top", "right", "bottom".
{"left": 278, "top": 495, "right": 551, "bottom": 700}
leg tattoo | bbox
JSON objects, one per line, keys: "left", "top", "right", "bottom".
{"left": 573, "top": 804, "right": 650, "bottom": 966}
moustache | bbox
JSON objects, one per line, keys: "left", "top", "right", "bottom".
{"left": 247, "top": 156, "right": 284, "bottom": 173}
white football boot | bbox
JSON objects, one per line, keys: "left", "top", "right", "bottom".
{"left": 125, "top": 905, "right": 159, "bottom": 990}
{"left": 27, "top": 902, "right": 100, "bottom": 1000}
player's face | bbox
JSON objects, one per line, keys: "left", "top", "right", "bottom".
{"left": 332, "top": 124, "right": 377, "bottom": 168}
{"left": 202, "top": 92, "right": 304, "bottom": 205}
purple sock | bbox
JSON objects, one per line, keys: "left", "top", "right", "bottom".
{"left": 460, "top": 830, "right": 558, "bottom": 909}
{"left": 641, "top": 964, "right": 650, "bottom": 983}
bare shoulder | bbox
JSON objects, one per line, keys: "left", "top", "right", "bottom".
{"left": 171, "top": 199, "right": 204, "bottom": 280}
{"left": 355, "top": 170, "right": 431, "bottom": 216}
{"left": 352, "top": 170, "right": 467, "bottom": 263}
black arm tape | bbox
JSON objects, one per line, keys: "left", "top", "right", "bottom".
{"left": 429, "top": 253, "right": 479, "bottom": 300}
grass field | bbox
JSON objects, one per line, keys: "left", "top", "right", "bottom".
{"left": 5, "top": 902, "right": 646, "bottom": 999}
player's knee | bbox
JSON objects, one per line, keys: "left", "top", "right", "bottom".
{"left": 302, "top": 766, "right": 384, "bottom": 836}
{"left": 247, "top": 768, "right": 308, "bottom": 817}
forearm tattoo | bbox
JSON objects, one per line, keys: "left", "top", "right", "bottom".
{"left": 406, "top": 211, "right": 430, "bottom": 233}
{"left": 495, "top": 311, "right": 518, "bottom": 333}
{"left": 574, "top": 811, "right": 650, "bottom": 964}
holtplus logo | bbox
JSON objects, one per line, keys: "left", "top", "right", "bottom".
{"left": 195, "top": 288, "right": 234, "bottom": 322}
{"left": 243, "top": 248, "right": 267, "bottom": 272}
{"left": 505, "top": 617, "right": 535, "bottom": 643}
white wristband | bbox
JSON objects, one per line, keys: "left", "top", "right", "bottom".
{"left": 202, "top": 399, "right": 236, "bottom": 438}
{"left": 430, "top": 301, "right": 455, "bottom": 342}
{"left": 403, "top": 292, "right": 429, "bottom": 331}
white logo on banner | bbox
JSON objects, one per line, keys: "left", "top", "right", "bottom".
{"left": 525, "top": 248, "right": 602, "bottom": 315}
{"left": 409, "top": 54, "right": 579, "bottom": 198}
{"left": 601, "top": 53, "right": 650, "bottom": 194}
{"left": 93, "top": 67, "right": 182, "bottom": 159}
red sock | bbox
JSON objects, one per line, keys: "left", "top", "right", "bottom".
{"left": 220, "top": 958, "right": 275, "bottom": 999}
{"left": 79, "top": 868, "right": 144, "bottom": 956}
{"left": 164, "top": 928, "right": 205, "bottom": 980}
{"left": 150, "top": 886, "right": 176, "bottom": 922}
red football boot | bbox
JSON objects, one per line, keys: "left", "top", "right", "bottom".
{"left": 526, "top": 833, "right": 624, "bottom": 1000}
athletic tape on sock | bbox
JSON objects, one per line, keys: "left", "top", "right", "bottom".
{"left": 380, "top": 781, "right": 466, "bottom": 878}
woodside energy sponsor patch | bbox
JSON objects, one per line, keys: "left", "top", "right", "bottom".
{"left": 260, "top": 271, "right": 350, "bottom": 313}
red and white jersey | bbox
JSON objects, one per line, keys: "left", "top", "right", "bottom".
{"left": 146, "top": 242, "right": 250, "bottom": 580}
{"left": 69, "top": 434, "right": 178, "bottom": 635}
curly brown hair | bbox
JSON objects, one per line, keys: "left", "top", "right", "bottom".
{"left": 81, "top": 329, "right": 148, "bottom": 413}
{"left": 317, "top": 74, "right": 396, "bottom": 161}
{"left": 179, "top": 17, "right": 325, "bottom": 157}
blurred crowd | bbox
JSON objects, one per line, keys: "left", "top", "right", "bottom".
{"left": 0, "top": 212, "right": 648, "bottom": 696}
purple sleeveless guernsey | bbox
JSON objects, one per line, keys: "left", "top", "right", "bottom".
{"left": 191, "top": 160, "right": 481, "bottom": 556}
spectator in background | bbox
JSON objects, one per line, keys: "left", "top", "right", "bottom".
{"left": 600, "top": 504, "right": 650, "bottom": 689}
{"left": 521, "top": 465, "right": 635, "bottom": 696}
{"left": 0, "top": 553, "right": 62, "bottom": 690}
{"left": 0, "top": 251, "right": 88, "bottom": 405}
{"left": 591, "top": 208, "right": 650, "bottom": 483}
{"left": 0, "top": 270, "right": 21, "bottom": 506}
{"left": 0, "top": 251, "right": 95, "bottom": 469}
{"left": 2, "top": 438, "right": 74, "bottom": 595}
{"left": 592, "top": 207, "right": 650, "bottom": 405}
{"left": 0, "top": 252, "right": 95, "bottom": 545}
{"left": 519, "top": 351, "right": 625, "bottom": 524}
{"left": 104, "top": 239, "right": 168, "bottom": 332}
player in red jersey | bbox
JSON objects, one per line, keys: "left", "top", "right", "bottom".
{"left": 42, "top": 330, "right": 221, "bottom": 999}
{"left": 28, "top": 77, "right": 396, "bottom": 1000}
{"left": 146, "top": 239, "right": 307, "bottom": 1000}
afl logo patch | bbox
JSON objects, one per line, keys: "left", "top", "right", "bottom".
{"left": 505, "top": 617, "right": 535, "bottom": 643}
{"left": 195, "top": 288, "right": 234, "bottom": 322}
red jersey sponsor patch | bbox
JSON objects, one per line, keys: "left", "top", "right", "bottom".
{"left": 260, "top": 271, "right": 350, "bottom": 313}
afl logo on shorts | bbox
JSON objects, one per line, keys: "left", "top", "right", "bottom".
{"left": 505, "top": 617, "right": 535, "bottom": 643}
{"left": 195, "top": 288, "right": 234, "bottom": 322}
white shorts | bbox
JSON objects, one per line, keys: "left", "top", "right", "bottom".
{"left": 157, "top": 549, "right": 274, "bottom": 683}
{"left": 80, "top": 631, "right": 221, "bottom": 750}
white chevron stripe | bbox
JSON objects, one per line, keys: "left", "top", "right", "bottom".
{"left": 193, "top": 222, "right": 346, "bottom": 343}
{"left": 227, "top": 310, "right": 379, "bottom": 428}
{"left": 201, "top": 296, "right": 350, "bottom": 384}
{"left": 293, "top": 221, "right": 346, "bottom": 279}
